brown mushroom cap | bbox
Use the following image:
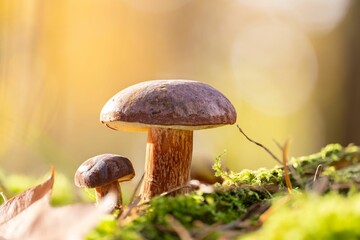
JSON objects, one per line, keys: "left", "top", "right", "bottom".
{"left": 100, "top": 80, "right": 237, "bottom": 132}
{"left": 74, "top": 154, "right": 135, "bottom": 188}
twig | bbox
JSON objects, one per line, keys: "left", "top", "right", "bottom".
{"left": 166, "top": 215, "right": 194, "bottom": 240}
{"left": 160, "top": 184, "right": 192, "bottom": 197}
{"left": 287, "top": 165, "right": 303, "bottom": 187}
{"left": 118, "top": 196, "right": 141, "bottom": 220}
{"left": 193, "top": 202, "right": 270, "bottom": 240}
{"left": 237, "top": 125, "right": 282, "bottom": 165}
{"left": 0, "top": 192, "right": 7, "bottom": 202}
{"left": 272, "top": 139, "right": 284, "bottom": 151}
{"left": 313, "top": 164, "right": 323, "bottom": 182}
{"left": 282, "top": 140, "right": 293, "bottom": 194}
{"left": 0, "top": 181, "right": 9, "bottom": 197}
{"left": 239, "top": 126, "right": 303, "bottom": 187}
{"left": 130, "top": 173, "right": 144, "bottom": 203}
{"left": 137, "top": 184, "right": 192, "bottom": 208}
{"left": 191, "top": 221, "right": 221, "bottom": 240}
{"left": 310, "top": 176, "right": 329, "bottom": 194}
{"left": 274, "top": 140, "right": 302, "bottom": 185}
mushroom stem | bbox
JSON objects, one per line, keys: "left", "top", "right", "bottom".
{"left": 95, "top": 181, "right": 122, "bottom": 210}
{"left": 140, "top": 127, "right": 193, "bottom": 202}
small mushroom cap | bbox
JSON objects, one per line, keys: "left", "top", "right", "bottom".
{"left": 100, "top": 80, "right": 237, "bottom": 132}
{"left": 74, "top": 154, "right": 135, "bottom": 188}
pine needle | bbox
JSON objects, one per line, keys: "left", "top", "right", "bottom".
{"left": 282, "top": 141, "right": 293, "bottom": 194}
{"left": 166, "top": 215, "right": 194, "bottom": 240}
{"left": 237, "top": 125, "right": 282, "bottom": 165}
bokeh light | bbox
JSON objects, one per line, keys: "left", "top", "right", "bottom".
{"left": 237, "top": 0, "right": 352, "bottom": 32}
{"left": 122, "top": 0, "right": 190, "bottom": 13}
{"left": 232, "top": 19, "right": 318, "bottom": 115}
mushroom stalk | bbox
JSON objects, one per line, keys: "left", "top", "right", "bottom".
{"left": 140, "top": 127, "right": 193, "bottom": 202}
{"left": 95, "top": 181, "right": 122, "bottom": 210}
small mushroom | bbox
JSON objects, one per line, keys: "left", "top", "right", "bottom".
{"left": 100, "top": 80, "right": 236, "bottom": 202}
{"left": 74, "top": 154, "right": 135, "bottom": 210}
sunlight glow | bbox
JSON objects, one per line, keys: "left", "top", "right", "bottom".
{"left": 237, "top": 0, "right": 352, "bottom": 32}
{"left": 231, "top": 20, "right": 318, "bottom": 116}
{"left": 122, "top": 0, "right": 190, "bottom": 13}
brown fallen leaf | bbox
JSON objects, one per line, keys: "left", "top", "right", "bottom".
{"left": 0, "top": 167, "right": 55, "bottom": 225}
{"left": 0, "top": 168, "right": 115, "bottom": 240}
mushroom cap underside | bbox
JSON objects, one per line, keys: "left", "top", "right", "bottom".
{"left": 74, "top": 154, "right": 135, "bottom": 188}
{"left": 100, "top": 80, "right": 237, "bottom": 132}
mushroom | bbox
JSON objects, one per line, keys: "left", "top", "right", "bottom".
{"left": 100, "top": 80, "right": 236, "bottom": 202}
{"left": 74, "top": 154, "right": 135, "bottom": 210}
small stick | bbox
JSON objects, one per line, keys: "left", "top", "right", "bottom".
{"left": 130, "top": 173, "right": 145, "bottom": 203}
{"left": 166, "top": 215, "right": 194, "bottom": 240}
{"left": 160, "top": 184, "right": 192, "bottom": 197}
{"left": 272, "top": 139, "right": 284, "bottom": 151}
{"left": 239, "top": 125, "right": 302, "bottom": 187}
{"left": 0, "top": 192, "right": 7, "bottom": 202}
{"left": 237, "top": 125, "right": 282, "bottom": 165}
{"left": 0, "top": 181, "right": 9, "bottom": 197}
{"left": 313, "top": 164, "right": 323, "bottom": 182}
{"left": 119, "top": 196, "right": 141, "bottom": 220}
{"left": 137, "top": 184, "right": 192, "bottom": 208}
{"left": 193, "top": 202, "right": 270, "bottom": 239}
{"left": 282, "top": 141, "right": 293, "bottom": 193}
{"left": 273, "top": 139, "right": 302, "bottom": 185}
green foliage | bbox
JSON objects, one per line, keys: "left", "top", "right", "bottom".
{"left": 323, "top": 164, "right": 360, "bottom": 183}
{"left": 88, "top": 143, "right": 360, "bottom": 239}
{"left": 213, "top": 144, "right": 360, "bottom": 190}
{"left": 0, "top": 169, "right": 76, "bottom": 206}
{"left": 290, "top": 144, "right": 360, "bottom": 188}
{"left": 50, "top": 172, "right": 77, "bottom": 205}
{"left": 213, "top": 151, "right": 284, "bottom": 187}
{"left": 87, "top": 215, "right": 131, "bottom": 240}
{"left": 240, "top": 193, "right": 360, "bottom": 240}
{"left": 88, "top": 187, "right": 272, "bottom": 240}
{"left": 3, "top": 174, "right": 38, "bottom": 195}
{"left": 290, "top": 144, "right": 360, "bottom": 175}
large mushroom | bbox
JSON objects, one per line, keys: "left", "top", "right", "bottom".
{"left": 100, "top": 80, "right": 236, "bottom": 202}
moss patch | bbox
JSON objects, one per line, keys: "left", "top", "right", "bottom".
{"left": 86, "top": 144, "right": 360, "bottom": 239}
{"left": 241, "top": 193, "right": 360, "bottom": 240}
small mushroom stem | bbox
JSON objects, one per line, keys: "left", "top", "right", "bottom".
{"left": 95, "top": 181, "right": 122, "bottom": 210}
{"left": 140, "top": 127, "right": 193, "bottom": 202}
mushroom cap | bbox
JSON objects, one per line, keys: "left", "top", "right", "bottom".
{"left": 74, "top": 154, "right": 135, "bottom": 188}
{"left": 100, "top": 80, "right": 237, "bottom": 132}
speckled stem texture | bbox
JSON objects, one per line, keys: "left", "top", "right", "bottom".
{"left": 140, "top": 127, "right": 193, "bottom": 202}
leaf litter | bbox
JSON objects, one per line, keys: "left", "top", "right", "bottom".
{"left": 0, "top": 167, "right": 115, "bottom": 240}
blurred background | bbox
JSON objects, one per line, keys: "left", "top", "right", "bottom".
{"left": 0, "top": 0, "right": 359, "bottom": 197}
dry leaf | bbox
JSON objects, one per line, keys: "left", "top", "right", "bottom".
{"left": 0, "top": 168, "right": 115, "bottom": 240}
{"left": 1, "top": 198, "right": 113, "bottom": 240}
{"left": 0, "top": 167, "right": 55, "bottom": 225}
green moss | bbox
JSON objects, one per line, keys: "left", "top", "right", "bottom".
{"left": 213, "top": 152, "right": 284, "bottom": 187}
{"left": 88, "top": 187, "right": 272, "bottom": 240}
{"left": 289, "top": 144, "right": 360, "bottom": 190}
{"left": 240, "top": 193, "right": 360, "bottom": 240}
{"left": 320, "top": 164, "right": 360, "bottom": 192}
{"left": 87, "top": 144, "right": 360, "bottom": 239}
{"left": 290, "top": 144, "right": 360, "bottom": 175}
{"left": 213, "top": 144, "right": 360, "bottom": 191}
